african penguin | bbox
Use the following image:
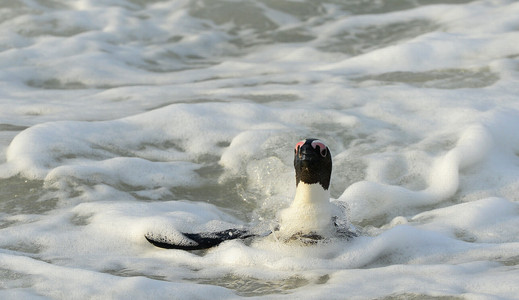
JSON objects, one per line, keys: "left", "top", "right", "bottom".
{"left": 145, "top": 138, "right": 355, "bottom": 250}
{"left": 277, "top": 139, "right": 335, "bottom": 239}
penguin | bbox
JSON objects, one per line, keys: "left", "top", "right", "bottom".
{"left": 145, "top": 138, "right": 356, "bottom": 250}
{"left": 277, "top": 138, "right": 336, "bottom": 241}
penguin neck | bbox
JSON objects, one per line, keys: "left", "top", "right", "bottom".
{"left": 292, "top": 182, "right": 330, "bottom": 208}
{"left": 278, "top": 182, "right": 333, "bottom": 236}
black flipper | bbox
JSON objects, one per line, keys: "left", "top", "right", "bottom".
{"left": 146, "top": 220, "right": 357, "bottom": 250}
{"left": 145, "top": 228, "right": 257, "bottom": 250}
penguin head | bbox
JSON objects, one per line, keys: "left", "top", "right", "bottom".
{"left": 294, "top": 138, "right": 332, "bottom": 190}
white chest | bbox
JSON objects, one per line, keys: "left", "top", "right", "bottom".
{"left": 278, "top": 183, "right": 333, "bottom": 236}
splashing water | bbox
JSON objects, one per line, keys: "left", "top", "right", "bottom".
{"left": 2, "top": 0, "right": 519, "bottom": 299}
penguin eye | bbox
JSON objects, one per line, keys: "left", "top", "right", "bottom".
{"left": 320, "top": 148, "right": 327, "bottom": 157}
{"left": 311, "top": 140, "right": 327, "bottom": 157}
{"left": 295, "top": 140, "right": 305, "bottom": 154}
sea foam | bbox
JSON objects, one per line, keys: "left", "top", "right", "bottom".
{"left": 2, "top": 0, "right": 519, "bottom": 299}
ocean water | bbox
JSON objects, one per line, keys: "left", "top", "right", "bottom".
{"left": 1, "top": 0, "right": 519, "bottom": 298}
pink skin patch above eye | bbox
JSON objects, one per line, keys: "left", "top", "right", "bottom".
{"left": 295, "top": 139, "right": 328, "bottom": 157}
{"left": 311, "top": 140, "right": 327, "bottom": 157}
{"left": 295, "top": 140, "right": 305, "bottom": 152}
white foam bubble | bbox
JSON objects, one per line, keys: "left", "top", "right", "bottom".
{"left": 339, "top": 124, "right": 497, "bottom": 223}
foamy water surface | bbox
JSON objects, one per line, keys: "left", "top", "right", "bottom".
{"left": 2, "top": 0, "right": 519, "bottom": 299}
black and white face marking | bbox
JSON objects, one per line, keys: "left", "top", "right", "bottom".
{"left": 294, "top": 138, "right": 332, "bottom": 190}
